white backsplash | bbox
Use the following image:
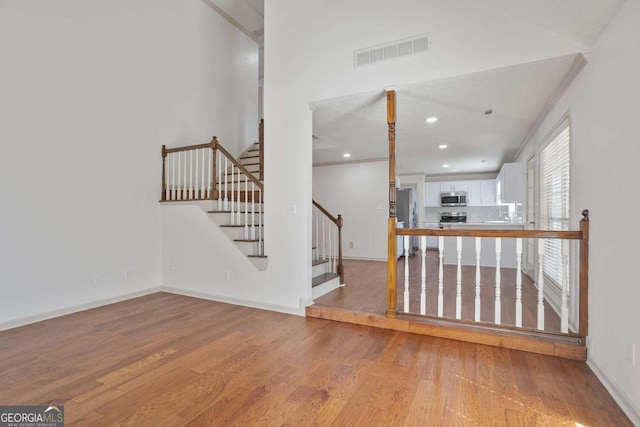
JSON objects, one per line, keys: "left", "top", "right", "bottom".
{"left": 424, "top": 204, "right": 523, "bottom": 223}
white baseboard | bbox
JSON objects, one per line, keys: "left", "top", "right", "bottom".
{"left": 343, "top": 256, "right": 386, "bottom": 262}
{"left": 0, "top": 287, "right": 159, "bottom": 331}
{"left": 159, "top": 286, "right": 305, "bottom": 316}
{"left": 588, "top": 358, "right": 640, "bottom": 425}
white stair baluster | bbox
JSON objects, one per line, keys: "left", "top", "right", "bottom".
{"left": 322, "top": 217, "right": 326, "bottom": 260}
{"left": 207, "top": 150, "right": 215, "bottom": 203}
{"left": 403, "top": 235, "right": 410, "bottom": 312}
{"left": 438, "top": 236, "right": 444, "bottom": 317}
{"left": 515, "top": 238, "right": 523, "bottom": 327}
{"left": 189, "top": 149, "right": 193, "bottom": 200}
{"left": 165, "top": 152, "right": 171, "bottom": 201}
{"left": 456, "top": 236, "right": 462, "bottom": 319}
{"left": 244, "top": 175, "right": 249, "bottom": 239}
{"left": 230, "top": 164, "right": 235, "bottom": 224}
{"left": 251, "top": 181, "right": 256, "bottom": 240}
{"left": 537, "top": 239, "right": 545, "bottom": 330}
{"left": 223, "top": 157, "right": 228, "bottom": 211}
{"left": 202, "top": 148, "right": 207, "bottom": 199}
{"left": 183, "top": 150, "right": 187, "bottom": 200}
{"left": 475, "top": 237, "right": 481, "bottom": 322}
{"left": 561, "top": 239, "right": 570, "bottom": 333}
{"left": 495, "top": 237, "right": 502, "bottom": 324}
{"left": 171, "top": 153, "right": 176, "bottom": 200}
{"left": 194, "top": 149, "right": 199, "bottom": 199}
{"left": 329, "top": 220, "right": 333, "bottom": 272}
{"left": 420, "top": 236, "right": 427, "bottom": 315}
{"left": 177, "top": 152, "right": 182, "bottom": 200}
{"left": 314, "top": 209, "right": 319, "bottom": 261}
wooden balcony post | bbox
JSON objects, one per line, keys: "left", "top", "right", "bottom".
{"left": 161, "top": 145, "right": 167, "bottom": 201}
{"left": 579, "top": 209, "right": 590, "bottom": 344}
{"left": 210, "top": 137, "right": 218, "bottom": 200}
{"left": 337, "top": 214, "right": 344, "bottom": 284}
{"left": 386, "top": 89, "right": 397, "bottom": 318}
{"left": 259, "top": 119, "right": 264, "bottom": 181}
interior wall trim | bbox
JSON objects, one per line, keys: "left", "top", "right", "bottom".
{"left": 201, "top": 0, "right": 261, "bottom": 45}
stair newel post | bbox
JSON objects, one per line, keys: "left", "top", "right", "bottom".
{"left": 259, "top": 119, "right": 264, "bottom": 181}
{"left": 386, "top": 88, "right": 397, "bottom": 318}
{"left": 337, "top": 214, "right": 344, "bottom": 284}
{"left": 161, "top": 145, "right": 167, "bottom": 201}
{"left": 210, "top": 137, "right": 218, "bottom": 201}
{"left": 579, "top": 209, "right": 590, "bottom": 344}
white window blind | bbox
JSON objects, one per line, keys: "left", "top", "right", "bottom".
{"left": 540, "top": 120, "right": 570, "bottom": 286}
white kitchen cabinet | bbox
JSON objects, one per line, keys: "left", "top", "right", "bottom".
{"left": 424, "top": 182, "right": 441, "bottom": 207}
{"left": 440, "top": 181, "right": 468, "bottom": 193}
{"left": 467, "top": 180, "right": 497, "bottom": 206}
{"left": 496, "top": 162, "right": 524, "bottom": 204}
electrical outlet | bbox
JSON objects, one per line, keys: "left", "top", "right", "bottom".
{"left": 94, "top": 274, "right": 102, "bottom": 285}
{"left": 224, "top": 271, "right": 230, "bottom": 281}
{"left": 349, "top": 241, "right": 354, "bottom": 249}
{"left": 286, "top": 204, "right": 297, "bottom": 215}
{"left": 627, "top": 342, "right": 637, "bottom": 366}
{"left": 124, "top": 269, "right": 132, "bottom": 279}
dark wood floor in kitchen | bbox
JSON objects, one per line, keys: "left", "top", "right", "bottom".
{"left": 0, "top": 292, "right": 632, "bottom": 426}
{"left": 314, "top": 252, "right": 562, "bottom": 332}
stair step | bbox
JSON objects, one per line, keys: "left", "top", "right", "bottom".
{"left": 312, "top": 272, "right": 339, "bottom": 288}
{"left": 234, "top": 239, "right": 260, "bottom": 243}
{"left": 248, "top": 254, "right": 267, "bottom": 258}
{"left": 312, "top": 258, "right": 329, "bottom": 267}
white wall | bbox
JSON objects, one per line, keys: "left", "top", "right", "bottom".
{"left": 0, "top": 0, "right": 258, "bottom": 327}
{"left": 515, "top": 2, "right": 640, "bottom": 421}
{"left": 313, "top": 162, "right": 388, "bottom": 260}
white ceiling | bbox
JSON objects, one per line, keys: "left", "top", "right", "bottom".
{"left": 311, "top": 54, "right": 582, "bottom": 175}
{"left": 210, "top": 0, "right": 624, "bottom": 176}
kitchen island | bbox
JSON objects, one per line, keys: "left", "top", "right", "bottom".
{"left": 440, "top": 222, "right": 525, "bottom": 268}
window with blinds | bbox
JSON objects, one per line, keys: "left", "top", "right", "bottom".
{"left": 540, "top": 119, "right": 570, "bottom": 287}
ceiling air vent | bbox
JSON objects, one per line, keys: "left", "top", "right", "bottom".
{"left": 354, "top": 34, "right": 429, "bottom": 68}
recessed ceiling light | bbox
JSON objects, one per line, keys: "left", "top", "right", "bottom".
{"left": 438, "top": 144, "right": 448, "bottom": 149}
{"left": 426, "top": 116, "right": 438, "bottom": 124}
{"left": 343, "top": 153, "right": 351, "bottom": 158}
{"left": 442, "top": 164, "right": 449, "bottom": 168}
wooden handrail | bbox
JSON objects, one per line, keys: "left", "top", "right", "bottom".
{"left": 312, "top": 199, "right": 339, "bottom": 225}
{"left": 164, "top": 143, "right": 211, "bottom": 154}
{"left": 396, "top": 228, "right": 583, "bottom": 240}
{"left": 213, "top": 137, "right": 264, "bottom": 191}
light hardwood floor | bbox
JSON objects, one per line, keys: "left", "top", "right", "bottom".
{"left": 0, "top": 292, "right": 631, "bottom": 426}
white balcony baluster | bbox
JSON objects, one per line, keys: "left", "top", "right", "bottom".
{"left": 495, "top": 237, "right": 502, "bottom": 325}
{"left": 561, "top": 240, "right": 570, "bottom": 333}
{"left": 438, "top": 236, "right": 444, "bottom": 317}
{"left": 420, "top": 236, "right": 427, "bottom": 315}
{"left": 515, "top": 238, "right": 523, "bottom": 327}
{"left": 250, "top": 181, "right": 256, "bottom": 240}
{"left": 475, "top": 237, "right": 481, "bottom": 322}
{"left": 537, "top": 239, "right": 545, "bottom": 330}
{"left": 456, "top": 236, "right": 462, "bottom": 319}
{"left": 404, "top": 235, "right": 410, "bottom": 312}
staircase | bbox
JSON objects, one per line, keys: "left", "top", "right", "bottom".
{"left": 160, "top": 125, "right": 344, "bottom": 290}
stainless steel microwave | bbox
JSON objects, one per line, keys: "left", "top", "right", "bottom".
{"left": 440, "top": 191, "right": 467, "bottom": 207}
